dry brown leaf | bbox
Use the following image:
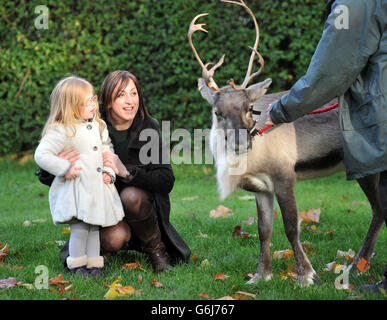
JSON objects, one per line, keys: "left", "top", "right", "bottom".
{"left": 234, "top": 291, "right": 256, "bottom": 300}
{"left": 198, "top": 231, "right": 209, "bottom": 238}
{"left": 299, "top": 207, "right": 321, "bottom": 223}
{"left": 151, "top": 279, "right": 164, "bottom": 288}
{"left": 356, "top": 258, "right": 370, "bottom": 273}
{"left": 273, "top": 249, "right": 294, "bottom": 259}
{"left": 337, "top": 249, "right": 356, "bottom": 261}
{"left": 198, "top": 292, "right": 210, "bottom": 299}
{"left": 215, "top": 273, "right": 230, "bottom": 281}
{"left": 49, "top": 274, "right": 70, "bottom": 286}
{"left": 104, "top": 276, "right": 137, "bottom": 300}
{"left": 279, "top": 270, "right": 298, "bottom": 281}
{"left": 231, "top": 225, "right": 253, "bottom": 238}
{"left": 0, "top": 243, "right": 10, "bottom": 261}
{"left": 0, "top": 277, "right": 17, "bottom": 289}
{"left": 210, "top": 205, "right": 232, "bottom": 218}
{"left": 217, "top": 295, "right": 235, "bottom": 300}
{"left": 123, "top": 262, "right": 146, "bottom": 271}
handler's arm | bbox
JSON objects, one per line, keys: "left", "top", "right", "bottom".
{"left": 269, "top": 0, "right": 380, "bottom": 123}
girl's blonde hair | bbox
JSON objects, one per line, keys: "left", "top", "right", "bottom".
{"left": 42, "top": 76, "right": 105, "bottom": 137}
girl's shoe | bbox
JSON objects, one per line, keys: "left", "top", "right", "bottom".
{"left": 69, "top": 266, "right": 89, "bottom": 277}
{"left": 88, "top": 267, "right": 103, "bottom": 278}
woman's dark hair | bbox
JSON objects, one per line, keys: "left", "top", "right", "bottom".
{"left": 99, "top": 70, "right": 150, "bottom": 125}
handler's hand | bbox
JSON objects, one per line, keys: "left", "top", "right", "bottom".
{"left": 102, "top": 172, "right": 112, "bottom": 184}
{"left": 265, "top": 104, "right": 274, "bottom": 126}
{"left": 58, "top": 147, "right": 80, "bottom": 165}
{"left": 103, "top": 151, "right": 127, "bottom": 178}
{"left": 64, "top": 164, "right": 82, "bottom": 180}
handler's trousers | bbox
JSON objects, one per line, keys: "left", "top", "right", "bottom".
{"left": 378, "top": 170, "right": 387, "bottom": 278}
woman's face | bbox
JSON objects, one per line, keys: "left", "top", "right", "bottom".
{"left": 109, "top": 79, "right": 139, "bottom": 129}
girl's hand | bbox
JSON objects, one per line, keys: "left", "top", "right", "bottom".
{"left": 64, "top": 164, "right": 82, "bottom": 180}
{"left": 58, "top": 147, "right": 80, "bottom": 165}
{"left": 103, "top": 152, "right": 126, "bottom": 177}
{"left": 102, "top": 172, "right": 112, "bottom": 184}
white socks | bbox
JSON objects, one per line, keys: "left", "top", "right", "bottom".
{"left": 67, "top": 220, "right": 104, "bottom": 269}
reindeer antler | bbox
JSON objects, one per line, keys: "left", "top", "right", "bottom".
{"left": 188, "top": 13, "right": 225, "bottom": 92}
{"left": 221, "top": 0, "right": 264, "bottom": 89}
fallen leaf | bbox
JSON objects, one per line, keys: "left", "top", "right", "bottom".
{"left": 215, "top": 273, "right": 230, "bottom": 281}
{"left": 325, "top": 229, "right": 335, "bottom": 239}
{"left": 299, "top": 208, "right": 321, "bottom": 223}
{"left": 280, "top": 270, "right": 298, "bottom": 281}
{"left": 198, "top": 292, "right": 210, "bottom": 299}
{"left": 234, "top": 291, "right": 256, "bottom": 299}
{"left": 62, "top": 227, "right": 71, "bottom": 234}
{"left": 198, "top": 231, "right": 209, "bottom": 238}
{"left": 356, "top": 258, "right": 370, "bottom": 273}
{"left": 151, "top": 279, "right": 164, "bottom": 288}
{"left": 0, "top": 277, "right": 17, "bottom": 289}
{"left": 217, "top": 295, "right": 235, "bottom": 300}
{"left": 324, "top": 261, "right": 347, "bottom": 273}
{"left": 49, "top": 274, "right": 70, "bottom": 286}
{"left": 337, "top": 249, "right": 356, "bottom": 262}
{"left": 210, "top": 205, "right": 232, "bottom": 218}
{"left": 123, "top": 262, "right": 146, "bottom": 271}
{"left": 182, "top": 196, "right": 199, "bottom": 201}
{"left": 191, "top": 254, "right": 200, "bottom": 263}
{"left": 231, "top": 225, "right": 253, "bottom": 238}
{"left": 273, "top": 249, "right": 294, "bottom": 259}
{"left": 242, "top": 217, "right": 256, "bottom": 225}
{"left": 200, "top": 259, "right": 211, "bottom": 268}
{"left": 104, "top": 276, "right": 137, "bottom": 300}
{"left": 0, "top": 243, "right": 10, "bottom": 261}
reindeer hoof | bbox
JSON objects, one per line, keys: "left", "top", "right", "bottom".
{"left": 246, "top": 272, "right": 273, "bottom": 284}
{"left": 298, "top": 271, "right": 319, "bottom": 287}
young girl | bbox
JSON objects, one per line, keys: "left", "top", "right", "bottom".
{"left": 34, "top": 76, "right": 125, "bottom": 277}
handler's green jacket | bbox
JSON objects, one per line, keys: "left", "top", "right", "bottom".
{"left": 269, "top": 0, "right": 387, "bottom": 180}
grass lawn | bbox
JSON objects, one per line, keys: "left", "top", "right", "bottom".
{"left": 0, "top": 156, "right": 386, "bottom": 300}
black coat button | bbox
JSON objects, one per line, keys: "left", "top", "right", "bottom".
{"left": 97, "top": 167, "right": 102, "bottom": 172}
{"left": 87, "top": 124, "right": 92, "bottom": 130}
{"left": 93, "top": 146, "right": 98, "bottom": 151}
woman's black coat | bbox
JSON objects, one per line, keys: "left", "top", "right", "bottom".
{"left": 36, "top": 115, "right": 191, "bottom": 264}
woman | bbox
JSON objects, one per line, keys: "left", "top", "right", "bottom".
{"left": 36, "top": 70, "right": 191, "bottom": 272}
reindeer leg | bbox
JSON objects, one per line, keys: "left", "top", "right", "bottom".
{"left": 349, "top": 173, "right": 384, "bottom": 272}
{"left": 274, "top": 177, "right": 318, "bottom": 286}
{"left": 246, "top": 191, "right": 274, "bottom": 284}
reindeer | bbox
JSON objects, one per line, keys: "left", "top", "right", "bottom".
{"left": 189, "top": 0, "right": 385, "bottom": 286}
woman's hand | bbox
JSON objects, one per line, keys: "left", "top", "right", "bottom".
{"left": 58, "top": 147, "right": 80, "bottom": 165}
{"left": 103, "top": 151, "right": 127, "bottom": 177}
{"left": 64, "top": 164, "right": 82, "bottom": 180}
{"left": 102, "top": 172, "right": 112, "bottom": 184}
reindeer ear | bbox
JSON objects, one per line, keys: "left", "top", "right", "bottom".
{"left": 246, "top": 78, "right": 272, "bottom": 102}
{"left": 198, "top": 78, "right": 216, "bottom": 105}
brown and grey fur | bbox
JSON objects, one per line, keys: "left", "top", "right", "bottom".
{"left": 199, "top": 78, "right": 385, "bottom": 286}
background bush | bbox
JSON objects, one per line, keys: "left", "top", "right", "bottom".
{"left": 0, "top": 0, "right": 327, "bottom": 155}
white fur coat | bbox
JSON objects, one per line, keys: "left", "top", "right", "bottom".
{"left": 34, "top": 119, "right": 124, "bottom": 227}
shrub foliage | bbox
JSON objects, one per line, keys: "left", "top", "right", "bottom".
{"left": 0, "top": 0, "right": 326, "bottom": 155}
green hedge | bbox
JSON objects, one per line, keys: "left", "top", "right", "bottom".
{"left": 0, "top": 0, "right": 326, "bottom": 155}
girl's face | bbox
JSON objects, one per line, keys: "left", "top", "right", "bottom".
{"left": 109, "top": 79, "right": 139, "bottom": 129}
{"left": 81, "top": 88, "right": 97, "bottom": 120}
